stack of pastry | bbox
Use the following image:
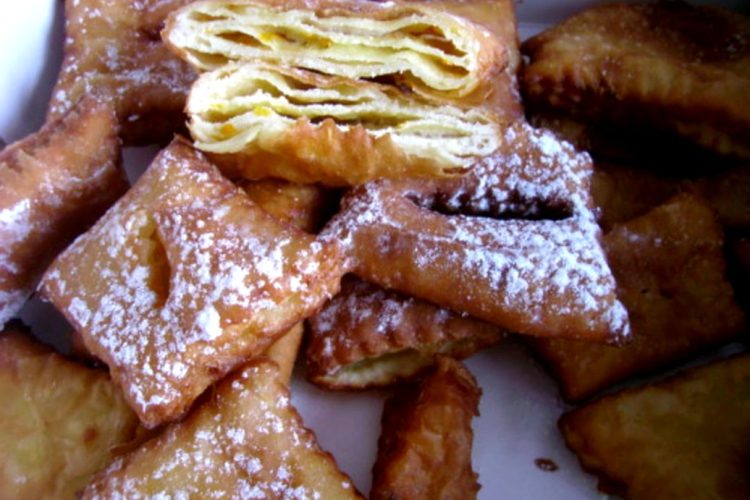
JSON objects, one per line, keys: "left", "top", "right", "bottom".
{"left": 0, "top": 0, "right": 747, "bottom": 498}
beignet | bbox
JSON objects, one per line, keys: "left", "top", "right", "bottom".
{"left": 40, "top": 138, "right": 344, "bottom": 428}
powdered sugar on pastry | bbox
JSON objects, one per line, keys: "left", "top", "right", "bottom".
{"left": 83, "top": 361, "right": 361, "bottom": 499}
{"left": 323, "top": 122, "right": 629, "bottom": 343}
{"left": 40, "top": 138, "right": 344, "bottom": 428}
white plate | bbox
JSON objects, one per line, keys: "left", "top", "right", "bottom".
{"left": 0, "top": 1, "right": 744, "bottom": 498}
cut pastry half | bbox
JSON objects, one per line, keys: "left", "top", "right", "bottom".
{"left": 188, "top": 62, "right": 501, "bottom": 186}
{"left": 163, "top": 0, "right": 505, "bottom": 101}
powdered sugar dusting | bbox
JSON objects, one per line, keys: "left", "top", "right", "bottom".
{"left": 40, "top": 141, "right": 342, "bottom": 427}
{"left": 322, "top": 122, "right": 630, "bottom": 342}
{"left": 85, "top": 362, "right": 358, "bottom": 499}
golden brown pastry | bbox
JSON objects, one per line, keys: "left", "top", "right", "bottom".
{"left": 321, "top": 122, "right": 630, "bottom": 343}
{"left": 84, "top": 359, "right": 362, "bottom": 498}
{"left": 530, "top": 194, "right": 746, "bottom": 402}
{"left": 560, "top": 353, "right": 750, "bottom": 499}
{"left": 49, "top": 0, "right": 197, "bottom": 144}
{"left": 187, "top": 61, "right": 502, "bottom": 186}
{"left": 522, "top": 2, "right": 750, "bottom": 159}
{"left": 241, "top": 179, "right": 338, "bottom": 383}
{"left": 40, "top": 138, "right": 344, "bottom": 428}
{"left": 0, "top": 325, "right": 142, "bottom": 498}
{"left": 163, "top": 0, "right": 505, "bottom": 103}
{"left": 0, "top": 96, "right": 127, "bottom": 329}
{"left": 306, "top": 275, "right": 503, "bottom": 389}
{"left": 371, "top": 356, "right": 481, "bottom": 500}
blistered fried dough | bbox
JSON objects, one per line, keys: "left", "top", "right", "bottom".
{"left": 323, "top": 122, "right": 630, "bottom": 343}
{"left": 84, "top": 360, "right": 361, "bottom": 498}
{"left": 163, "top": 0, "right": 504, "bottom": 102}
{"left": 0, "top": 325, "right": 141, "bottom": 499}
{"left": 560, "top": 354, "right": 750, "bottom": 499}
{"left": 522, "top": 2, "right": 750, "bottom": 159}
{"left": 530, "top": 194, "right": 745, "bottom": 402}
{"left": 188, "top": 62, "right": 501, "bottom": 186}
{"left": 306, "top": 275, "right": 503, "bottom": 389}
{"left": 40, "top": 138, "right": 344, "bottom": 428}
{"left": 49, "top": 0, "right": 197, "bottom": 145}
{"left": 690, "top": 165, "right": 750, "bottom": 230}
{"left": 371, "top": 357, "right": 480, "bottom": 500}
{"left": 0, "top": 96, "right": 127, "bottom": 330}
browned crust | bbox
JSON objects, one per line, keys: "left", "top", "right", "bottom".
{"left": 0, "top": 325, "right": 142, "bottom": 499}
{"left": 0, "top": 95, "right": 127, "bottom": 328}
{"left": 305, "top": 276, "right": 503, "bottom": 389}
{"left": 530, "top": 193, "right": 746, "bottom": 402}
{"left": 210, "top": 116, "right": 471, "bottom": 187}
{"left": 371, "top": 356, "right": 481, "bottom": 499}
{"left": 49, "top": 0, "right": 196, "bottom": 145}
{"left": 522, "top": 2, "right": 750, "bottom": 159}
{"left": 163, "top": 0, "right": 506, "bottom": 104}
{"left": 83, "top": 359, "right": 363, "bottom": 498}
{"left": 559, "top": 353, "right": 750, "bottom": 498}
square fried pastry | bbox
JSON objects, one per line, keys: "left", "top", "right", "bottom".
{"left": 306, "top": 275, "right": 503, "bottom": 389}
{"left": 560, "top": 353, "right": 750, "bottom": 499}
{"left": 371, "top": 356, "right": 481, "bottom": 500}
{"left": 40, "top": 138, "right": 344, "bottom": 428}
{"left": 0, "top": 324, "right": 142, "bottom": 499}
{"left": 322, "top": 121, "right": 630, "bottom": 343}
{"left": 0, "top": 95, "right": 127, "bottom": 330}
{"left": 530, "top": 194, "right": 746, "bottom": 402}
{"left": 522, "top": 2, "right": 750, "bottom": 159}
{"left": 49, "top": 0, "right": 197, "bottom": 144}
{"left": 83, "top": 359, "right": 362, "bottom": 499}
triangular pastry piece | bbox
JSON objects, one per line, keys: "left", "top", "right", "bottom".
{"left": 83, "top": 359, "right": 362, "bottom": 499}
{"left": 40, "top": 138, "right": 344, "bottom": 428}
{"left": 0, "top": 96, "right": 127, "bottom": 329}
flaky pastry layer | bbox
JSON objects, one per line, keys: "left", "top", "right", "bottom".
{"left": 188, "top": 62, "right": 501, "bottom": 186}
{"left": 163, "top": 0, "right": 504, "bottom": 101}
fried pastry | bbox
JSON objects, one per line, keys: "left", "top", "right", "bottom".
{"left": 84, "top": 359, "right": 362, "bottom": 498}
{"left": 0, "top": 325, "right": 141, "bottom": 498}
{"left": 40, "top": 138, "right": 344, "bottom": 428}
{"left": 188, "top": 62, "right": 501, "bottom": 186}
{"left": 530, "top": 194, "right": 746, "bottom": 402}
{"left": 306, "top": 275, "right": 503, "bottom": 389}
{"left": 49, "top": 0, "right": 197, "bottom": 144}
{"left": 241, "top": 179, "right": 337, "bottom": 382}
{"left": 371, "top": 356, "right": 481, "bottom": 500}
{"left": 322, "top": 122, "right": 629, "bottom": 343}
{"left": 163, "top": 0, "right": 505, "bottom": 103}
{"left": 560, "top": 353, "right": 750, "bottom": 498}
{"left": 522, "top": 2, "right": 750, "bottom": 159}
{"left": 0, "top": 96, "right": 127, "bottom": 330}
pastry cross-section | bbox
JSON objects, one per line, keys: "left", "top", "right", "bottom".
{"left": 40, "top": 138, "right": 344, "bottom": 428}
{"left": 0, "top": 96, "right": 127, "bottom": 330}
{"left": 163, "top": 0, "right": 504, "bottom": 102}
{"left": 83, "top": 360, "right": 362, "bottom": 499}
{"left": 188, "top": 62, "right": 502, "bottom": 186}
